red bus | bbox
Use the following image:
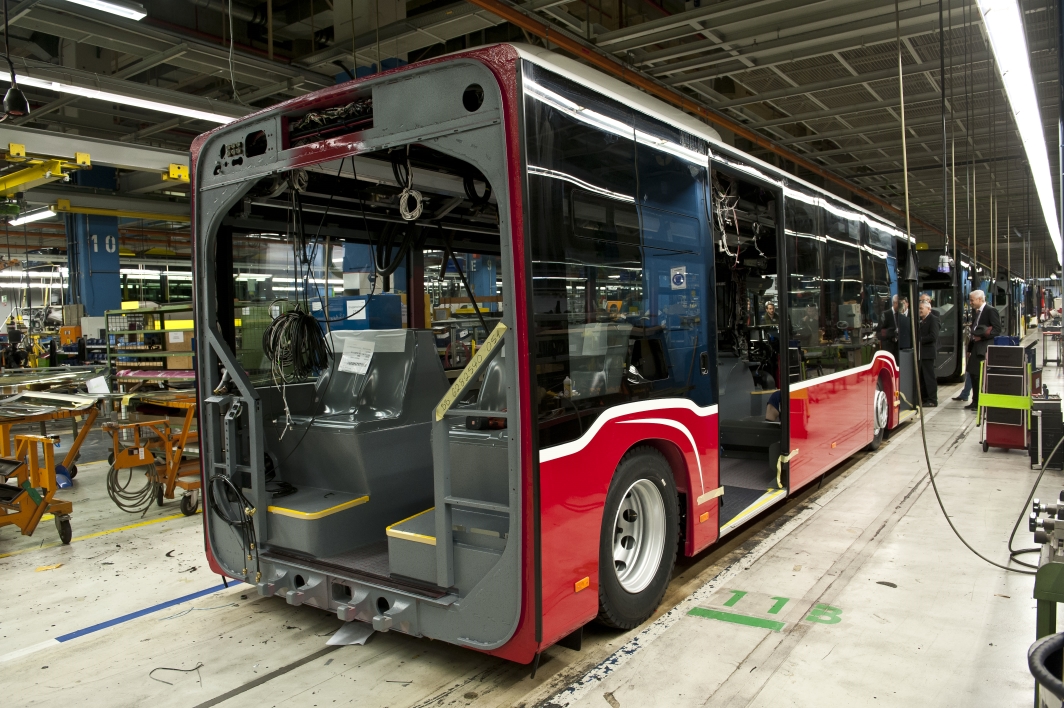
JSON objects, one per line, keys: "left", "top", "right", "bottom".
{"left": 192, "top": 43, "right": 906, "bottom": 665}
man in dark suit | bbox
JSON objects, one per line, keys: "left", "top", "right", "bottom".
{"left": 878, "top": 295, "right": 907, "bottom": 360}
{"left": 918, "top": 300, "right": 940, "bottom": 406}
{"left": 966, "top": 289, "right": 1001, "bottom": 411}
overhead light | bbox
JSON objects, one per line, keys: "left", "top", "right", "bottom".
{"left": 10, "top": 206, "right": 56, "bottom": 226}
{"left": 0, "top": 72, "right": 236, "bottom": 124}
{"left": 62, "top": 0, "right": 146, "bottom": 20}
{"left": 976, "top": 0, "right": 1062, "bottom": 264}
{"left": 2, "top": 83, "right": 27, "bottom": 117}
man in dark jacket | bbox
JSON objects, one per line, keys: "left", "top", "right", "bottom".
{"left": 878, "top": 294, "right": 908, "bottom": 360}
{"left": 918, "top": 300, "right": 940, "bottom": 406}
{"left": 966, "top": 289, "right": 1001, "bottom": 411}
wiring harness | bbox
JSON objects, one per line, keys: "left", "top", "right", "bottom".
{"left": 207, "top": 474, "right": 261, "bottom": 583}
{"left": 261, "top": 306, "right": 331, "bottom": 384}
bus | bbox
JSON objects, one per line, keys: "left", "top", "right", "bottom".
{"left": 191, "top": 44, "right": 907, "bottom": 664}
{"left": 916, "top": 248, "right": 968, "bottom": 381}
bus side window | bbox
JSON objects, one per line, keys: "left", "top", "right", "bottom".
{"left": 819, "top": 203, "right": 863, "bottom": 374}
{"left": 862, "top": 224, "right": 895, "bottom": 354}
{"left": 784, "top": 191, "right": 822, "bottom": 381}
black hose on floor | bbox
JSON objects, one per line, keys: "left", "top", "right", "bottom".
{"left": 106, "top": 462, "right": 159, "bottom": 516}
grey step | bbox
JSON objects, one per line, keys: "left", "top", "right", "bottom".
{"left": 266, "top": 485, "right": 372, "bottom": 558}
{"left": 386, "top": 507, "right": 508, "bottom": 591}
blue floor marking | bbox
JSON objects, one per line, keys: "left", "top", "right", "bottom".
{"left": 56, "top": 581, "right": 237, "bottom": 642}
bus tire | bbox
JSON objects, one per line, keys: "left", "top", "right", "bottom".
{"left": 866, "top": 376, "right": 888, "bottom": 451}
{"left": 597, "top": 446, "right": 679, "bottom": 630}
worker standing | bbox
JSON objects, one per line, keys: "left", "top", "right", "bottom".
{"left": 918, "top": 300, "right": 940, "bottom": 407}
{"left": 965, "top": 289, "right": 1001, "bottom": 411}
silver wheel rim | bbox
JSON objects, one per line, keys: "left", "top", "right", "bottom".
{"left": 873, "top": 386, "right": 888, "bottom": 434}
{"left": 612, "top": 478, "right": 666, "bottom": 593}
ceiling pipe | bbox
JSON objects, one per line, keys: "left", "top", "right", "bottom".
{"left": 464, "top": 0, "right": 947, "bottom": 236}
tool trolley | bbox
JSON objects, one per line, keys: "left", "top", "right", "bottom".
{"left": 0, "top": 435, "right": 74, "bottom": 543}
{"left": 103, "top": 393, "right": 200, "bottom": 516}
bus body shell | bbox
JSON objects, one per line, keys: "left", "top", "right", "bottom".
{"left": 191, "top": 43, "right": 902, "bottom": 662}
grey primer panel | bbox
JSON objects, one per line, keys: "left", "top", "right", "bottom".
{"left": 194, "top": 59, "right": 523, "bottom": 651}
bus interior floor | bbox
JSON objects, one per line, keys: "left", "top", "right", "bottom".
{"left": 2, "top": 347, "right": 1058, "bottom": 708}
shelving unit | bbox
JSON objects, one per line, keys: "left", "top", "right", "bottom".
{"left": 105, "top": 304, "right": 195, "bottom": 387}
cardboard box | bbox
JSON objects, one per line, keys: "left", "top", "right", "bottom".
{"left": 165, "top": 330, "right": 193, "bottom": 351}
{"left": 167, "top": 355, "right": 194, "bottom": 370}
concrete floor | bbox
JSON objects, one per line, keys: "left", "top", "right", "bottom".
{"left": 0, "top": 347, "right": 1057, "bottom": 707}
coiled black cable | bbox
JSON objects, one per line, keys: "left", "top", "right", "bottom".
{"left": 106, "top": 461, "right": 160, "bottom": 516}
{"left": 261, "top": 305, "right": 331, "bottom": 384}
{"left": 375, "top": 221, "right": 422, "bottom": 278}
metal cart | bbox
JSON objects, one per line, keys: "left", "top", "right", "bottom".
{"left": 103, "top": 392, "right": 200, "bottom": 516}
{"left": 0, "top": 435, "right": 73, "bottom": 543}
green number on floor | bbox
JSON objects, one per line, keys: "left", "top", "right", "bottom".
{"left": 805, "top": 603, "right": 842, "bottom": 624}
{"left": 722, "top": 590, "right": 747, "bottom": 607}
{"left": 767, "top": 596, "right": 789, "bottom": 615}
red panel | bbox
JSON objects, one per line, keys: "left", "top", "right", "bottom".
{"left": 984, "top": 423, "right": 1027, "bottom": 450}
{"left": 537, "top": 402, "right": 718, "bottom": 648}
{"left": 788, "top": 352, "right": 896, "bottom": 491}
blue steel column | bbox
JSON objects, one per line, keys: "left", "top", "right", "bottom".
{"left": 65, "top": 167, "right": 120, "bottom": 316}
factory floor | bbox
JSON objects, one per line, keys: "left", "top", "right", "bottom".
{"left": 1, "top": 342, "right": 1058, "bottom": 707}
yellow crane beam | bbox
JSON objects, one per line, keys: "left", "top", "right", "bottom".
{"left": 55, "top": 199, "right": 190, "bottom": 223}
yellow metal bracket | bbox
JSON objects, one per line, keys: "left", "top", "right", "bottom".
{"left": 0, "top": 151, "right": 91, "bottom": 197}
{"left": 55, "top": 198, "right": 190, "bottom": 223}
{"left": 164, "top": 163, "right": 189, "bottom": 183}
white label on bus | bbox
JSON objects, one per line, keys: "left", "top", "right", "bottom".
{"left": 346, "top": 300, "right": 367, "bottom": 320}
{"left": 671, "top": 266, "right": 687, "bottom": 290}
{"left": 311, "top": 301, "right": 322, "bottom": 311}
{"left": 339, "top": 338, "right": 374, "bottom": 374}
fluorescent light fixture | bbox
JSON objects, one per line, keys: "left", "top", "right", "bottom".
{"left": 10, "top": 206, "right": 56, "bottom": 226}
{"left": 0, "top": 72, "right": 235, "bottom": 124}
{"left": 976, "top": 0, "right": 1062, "bottom": 263}
{"left": 62, "top": 0, "right": 147, "bottom": 20}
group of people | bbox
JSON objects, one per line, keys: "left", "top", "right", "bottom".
{"left": 878, "top": 293, "right": 941, "bottom": 407}
{"left": 879, "top": 288, "right": 1000, "bottom": 410}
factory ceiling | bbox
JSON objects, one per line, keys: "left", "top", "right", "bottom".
{"left": 3, "top": 0, "right": 1058, "bottom": 275}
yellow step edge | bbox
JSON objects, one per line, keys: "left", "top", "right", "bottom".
{"left": 386, "top": 507, "right": 436, "bottom": 546}
{"left": 268, "top": 495, "right": 369, "bottom": 520}
{"left": 723, "top": 488, "right": 785, "bottom": 529}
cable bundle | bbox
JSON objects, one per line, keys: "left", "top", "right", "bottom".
{"left": 261, "top": 306, "right": 331, "bottom": 384}
{"left": 207, "top": 474, "right": 261, "bottom": 583}
{"left": 391, "top": 147, "right": 423, "bottom": 221}
{"left": 107, "top": 461, "right": 160, "bottom": 516}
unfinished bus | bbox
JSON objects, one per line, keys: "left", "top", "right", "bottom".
{"left": 192, "top": 43, "right": 903, "bottom": 663}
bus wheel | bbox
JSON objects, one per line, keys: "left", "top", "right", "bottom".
{"left": 866, "top": 378, "right": 889, "bottom": 451}
{"left": 597, "top": 447, "right": 679, "bottom": 630}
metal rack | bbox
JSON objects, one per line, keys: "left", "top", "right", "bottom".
{"left": 104, "top": 304, "right": 194, "bottom": 387}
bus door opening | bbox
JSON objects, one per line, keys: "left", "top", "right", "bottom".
{"left": 711, "top": 169, "right": 784, "bottom": 531}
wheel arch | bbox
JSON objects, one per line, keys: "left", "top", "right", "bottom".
{"left": 630, "top": 438, "right": 690, "bottom": 496}
{"left": 872, "top": 356, "right": 901, "bottom": 430}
